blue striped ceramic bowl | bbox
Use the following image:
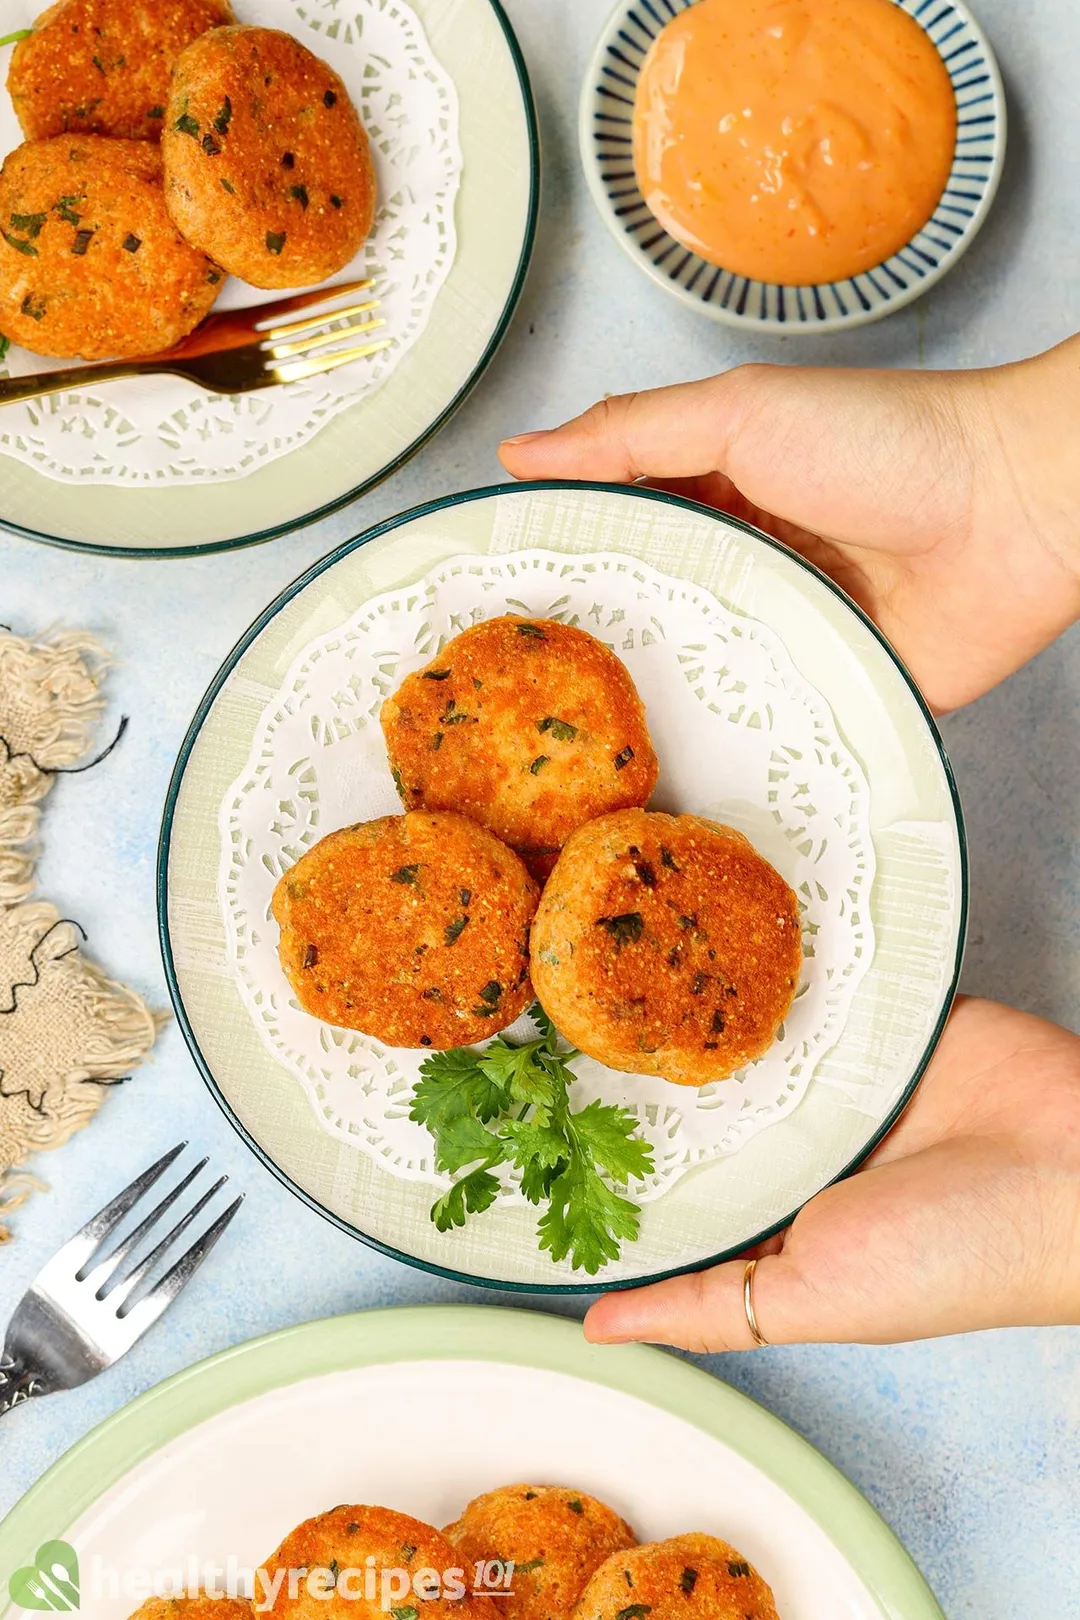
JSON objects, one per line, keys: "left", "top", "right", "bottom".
{"left": 580, "top": 0, "right": 1006, "bottom": 331}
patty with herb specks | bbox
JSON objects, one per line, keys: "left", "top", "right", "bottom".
{"left": 381, "top": 617, "right": 659, "bottom": 882}
{"left": 573, "top": 1533, "right": 779, "bottom": 1620}
{"left": 126, "top": 1597, "right": 252, "bottom": 1620}
{"left": 272, "top": 812, "right": 539, "bottom": 1049}
{"left": 0, "top": 135, "right": 223, "bottom": 359}
{"left": 163, "top": 24, "right": 376, "bottom": 288}
{"left": 7, "top": 0, "right": 234, "bottom": 143}
{"left": 444, "top": 1485, "right": 637, "bottom": 1620}
{"left": 531, "top": 810, "right": 802, "bottom": 1086}
{"left": 257, "top": 1505, "right": 486, "bottom": 1620}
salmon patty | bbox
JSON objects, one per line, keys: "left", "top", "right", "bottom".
{"left": 381, "top": 618, "right": 659, "bottom": 882}
{"left": 272, "top": 812, "right": 540, "bottom": 1049}
{"left": 127, "top": 1600, "right": 251, "bottom": 1620}
{"left": 0, "top": 135, "right": 222, "bottom": 358}
{"left": 444, "top": 1485, "right": 637, "bottom": 1620}
{"left": 258, "top": 1505, "right": 485, "bottom": 1620}
{"left": 573, "top": 1534, "right": 779, "bottom": 1620}
{"left": 7, "top": 0, "right": 234, "bottom": 142}
{"left": 531, "top": 811, "right": 802, "bottom": 1086}
{"left": 163, "top": 25, "right": 376, "bottom": 288}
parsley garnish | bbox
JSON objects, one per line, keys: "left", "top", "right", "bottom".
{"left": 0, "top": 333, "right": 10, "bottom": 364}
{"left": 266, "top": 230, "right": 287, "bottom": 255}
{"left": 174, "top": 113, "right": 201, "bottom": 139}
{"left": 2, "top": 230, "right": 37, "bottom": 257}
{"left": 410, "top": 1005, "right": 653, "bottom": 1274}
{"left": 10, "top": 212, "right": 45, "bottom": 239}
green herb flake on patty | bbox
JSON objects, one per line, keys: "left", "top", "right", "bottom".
{"left": 596, "top": 913, "right": 644, "bottom": 949}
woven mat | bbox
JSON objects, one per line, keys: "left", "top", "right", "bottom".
{"left": 0, "top": 629, "right": 158, "bottom": 1243}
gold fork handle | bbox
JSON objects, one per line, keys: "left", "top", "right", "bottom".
{"left": 0, "top": 360, "right": 145, "bottom": 406}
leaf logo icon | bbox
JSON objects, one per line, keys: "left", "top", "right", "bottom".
{"left": 9, "top": 1542, "right": 80, "bottom": 1611}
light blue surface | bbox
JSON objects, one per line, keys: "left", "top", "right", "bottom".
{"left": 1, "top": 1, "right": 1079, "bottom": 1616}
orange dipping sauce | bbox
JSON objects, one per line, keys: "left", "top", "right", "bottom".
{"left": 633, "top": 0, "right": 957, "bottom": 285}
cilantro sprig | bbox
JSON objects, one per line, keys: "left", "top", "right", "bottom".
{"left": 410, "top": 1005, "right": 654, "bottom": 1275}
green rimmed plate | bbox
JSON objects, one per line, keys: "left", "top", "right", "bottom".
{"left": 0, "top": 1305, "right": 945, "bottom": 1620}
{"left": 158, "top": 482, "right": 967, "bottom": 1292}
{"left": 0, "top": 0, "right": 538, "bottom": 556}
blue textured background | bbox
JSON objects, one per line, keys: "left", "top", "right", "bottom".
{"left": 2, "top": 2, "right": 1079, "bottom": 1615}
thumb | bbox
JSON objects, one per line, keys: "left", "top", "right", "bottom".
{"left": 583, "top": 1250, "right": 826, "bottom": 1354}
{"left": 500, "top": 363, "right": 979, "bottom": 555}
{"left": 499, "top": 373, "right": 753, "bottom": 485}
{"left": 584, "top": 1135, "right": 1050, "bottom": 1351}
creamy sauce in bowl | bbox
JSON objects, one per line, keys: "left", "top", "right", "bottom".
{"left": 633, "top": 0, "right": 958, "bottom": 286}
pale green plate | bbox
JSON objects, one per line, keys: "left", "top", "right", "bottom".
{"left": 159, "top": 482, "right": 967, "bottom": 1293}
{"left": 0, "top": 1305, "right": 944, "bottom": 1620}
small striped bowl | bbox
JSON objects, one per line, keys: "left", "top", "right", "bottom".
{"left": 580, "top": 0, "right": 1007, "bottom": 332}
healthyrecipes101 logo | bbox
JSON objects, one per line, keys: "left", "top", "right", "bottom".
{"left": 9, "top": 1542, "right": 81, "bottom": 1611}
{"left": 8, "top": 1546, "right": 531, "bottom": 1614}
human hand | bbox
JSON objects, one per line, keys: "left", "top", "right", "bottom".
{"left": 581, "top": 998, "right": 1080, "bottom": 1350}
{"left": 499, "top": 338, "right": 1080, "bottom": 712}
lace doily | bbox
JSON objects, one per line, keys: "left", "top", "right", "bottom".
{"left": 218, "top": 550, "right": 877, "bottom": 1202}
{"left": 0, "top": 0, "right": 460, "bottom": 486}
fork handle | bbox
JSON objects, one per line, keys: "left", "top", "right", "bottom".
{"left": 0, "top": 1352, "right": 42, "bottom": 1416}
{"left": 0, "top": 361, "right": 142, "bottom": 406}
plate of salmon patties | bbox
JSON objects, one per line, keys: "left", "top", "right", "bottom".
{"left": 0, "top": 1308, "right": 948, "bottom": 1620}
{"left": 161, "top": 484, "right": 966, "bottom": 1291}
{"left": 0, "top": 0, "right": 537, "bottom": 552}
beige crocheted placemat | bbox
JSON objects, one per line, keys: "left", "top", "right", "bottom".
{"left": 0, "top": 629, "right": 158, "bottom": 1242}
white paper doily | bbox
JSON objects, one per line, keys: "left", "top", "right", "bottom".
{"left": 0, "top": 0, "right": 460, "bottom": 485}
{"left": 218, "top": 550, "right": 877, "bottom": 1202}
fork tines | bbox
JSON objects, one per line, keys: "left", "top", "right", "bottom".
{"left": 66, "top": 1143, "right": 242, "bottom": 1328}
{"left": 258, "top": 280, "right": 391, "bottom": 384}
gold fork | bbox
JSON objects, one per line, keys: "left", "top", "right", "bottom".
{"left": 0, "top": 278, "right": 389, "bottom": 406}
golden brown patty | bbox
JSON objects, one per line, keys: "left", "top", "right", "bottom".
{"left": 573, "top": 1534, "right": 779, "bottom": 1620}
{"left": 126, "top": 1598, "right": 251, "bottom": 1620}
{"left": 0, "top": 135, "right": 223, "bottom": 359}
{"left": 381, "top": 617, "right": 660, "bottom": 882}
{"left": 531, "top": 810, "right": 802, "bottom": 1086}
{"left": 163, "top": 25, "right": 376, "bottom": 288}
{"left": 444, "top": 1485, "right": 637, "bottom": 1620}
{"left": 272, "top": 812, "right": 540, "bottom": 1049}
{"left": 7, "top": 0, "right": 234, "bottom": 143}
{"left": 258, "top": 1505, "right": 486, "bottom": 1620}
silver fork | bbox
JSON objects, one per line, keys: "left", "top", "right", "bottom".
{"left": 0, "top": 278, "right": 390, "bottom": 406}
{"left": 0, "top": 1144, "right": 242, "bottom": 1418}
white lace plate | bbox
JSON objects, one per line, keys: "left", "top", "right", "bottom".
{"left": 0, "top": 0, "right": 460, "bottom": 485}
{"left": 218, "top": 549, "right": 876, "bottom": 1204}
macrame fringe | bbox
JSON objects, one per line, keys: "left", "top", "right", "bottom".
{"left": 0, "top": 630, "right": 159, "bottom": 1241}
